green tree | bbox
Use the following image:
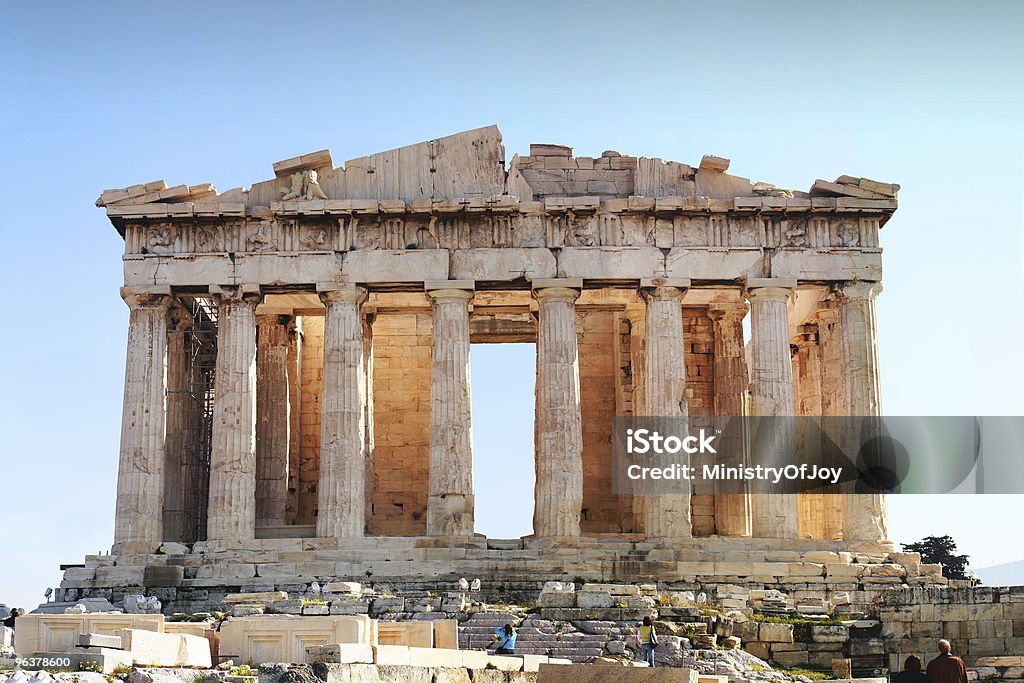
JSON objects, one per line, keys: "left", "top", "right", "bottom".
{"left": 902, "top": 535, "right": 971, "bottom": 581}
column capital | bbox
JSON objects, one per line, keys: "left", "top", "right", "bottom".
{"left": 120, "top": 286, "right": 172, "bottom": 310}
{"left": 836, "top": 280, "right": 882, "bottom": 301}
{"left": 640, "top": 279, "right": 689, "bottom": 302}
{"left": 744, "top": 278, "right": 796, "bottom": 302}
{"left": 707, "top": 301, "right": 749, "bottom": 322}
{"left": 211, "top": 284, "right": 262, "bottom": 308}
{"left": 532, "top": 278, "right": 581, "bottom": 304}
{"left": 318, "top": 285, "right": 367, "bottom": 306}
{"left": 426, "top": 286, "right": 475, "bottom": 303}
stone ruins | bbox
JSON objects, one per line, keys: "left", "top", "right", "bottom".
{"left": 60, "top": 125, "right": 934, "bottom": 610}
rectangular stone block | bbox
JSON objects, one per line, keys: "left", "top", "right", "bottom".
{"left": 306, "top": 643, "right": 375, "bottom": 664}
{"left": 79, "top": 632, "right": 123, "bottom": 649}
{"left": 219, "top": 615, "right": 371, "bottom": 664}
{"left": 372, "top": 644, "right": 412, "bottom": 665}
{"left": 451, "top": 248, "right": 556, "bottom": 280}
{"left": 143, "top": 565, "right": 185, "bottom": 587}
{"left": 343, "top": 249, "right": 449, "bottom": 283}
{"left": 811, "top": 625, "right": 848, "bottom": 643}
{"left": 376, "top": 620, "right": 433, "bottom": 647}
{"left": 758, "top": 623, "right": 795, "bottom": 643}
{"left": 408, "top": 646, "right": 465, "bottom": 668}
{"left": 14, "top": 613, "right": 164, "bottom": 656}
{"left": 665, "top": 248, "right": 763, "bottom": 280}
{"left": 538, "top": 592, "right": 576, "bottom": 607}
{"left": 433, "top": 620, "right": 459, "bottom": 650}
{"left": 224, "top": 591, "right": 289, "bottom": 604}
{"left": 576, "top": 591, "right": 615, "bottom": 608}
{"left": 460, "top": 649, "right": 490, "bottom": 669}
{"left": 558, "top": 247, "right": 665, "bottom": 279}
{"left": 118, "top": 629, "right": 182, "bottom": 667}
{"left": 234, "top": 252, "right": 344, "bottom": 290}
{"left": 770, "top": 250, "right": 881, "bottom": 281}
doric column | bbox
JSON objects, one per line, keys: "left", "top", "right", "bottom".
{"left": 163, "top": 305, "right": 192, "bottom": 543}
{"left": 838, "top": 281, "right": 889, "bottom": 542}
{"left": 709, "top": 301, "right": 752, "bottom": 537}
{"left": 256, "top": 314, "right": 292, "bottom": 527}
{"left": 207, "top": 286, "right": 261, "bottom": 542}
{"left": 532, "top": 280, "right": 584, "bottom": 539}
{"left": 114, "top": 289, "right": 171, "bottom": 552}
{"left": 286, "top": 319, "right": 303, "bottom": 525}
{"left": 745, "top": 279, "right": 798, "bottom": 538}
{"left": 362, "top": 310, "right": 376, "bottom": 530}
{"left": 317, "top": 285, "right": 368, "bottom": 539}
{"left": 640, "top": 281, "right": 692, "bottom": 540}
{"left": 425, "top": 282, "right": 476, "bottom": 537}
{"left": 794, "top": 323, "right": 841, "bottom": 540}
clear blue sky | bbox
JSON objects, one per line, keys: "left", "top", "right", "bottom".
{"left": 1, "top": 1, "right": 1022, "bottom": 611}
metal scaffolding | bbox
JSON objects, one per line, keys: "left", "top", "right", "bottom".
{"left": 179, "top": 295, "right": 218, "bottom": 543}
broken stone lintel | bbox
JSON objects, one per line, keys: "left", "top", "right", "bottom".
{"left": 699, "top": 155, "right": 730, "bottom": 173}
{"left": 272, "top": 149, "right": 334, "bottom": 177}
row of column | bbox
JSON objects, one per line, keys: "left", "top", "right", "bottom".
{"left": 112, "top": 278, "right": 886, "bottom": 552}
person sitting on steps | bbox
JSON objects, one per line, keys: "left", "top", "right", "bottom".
{"left": 494, "top": 623, "right": 517, "bottom": 655}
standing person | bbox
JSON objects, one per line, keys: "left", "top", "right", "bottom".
{"left": 893, "top": 655, "right": 929, "bottom": 683}
{"left": 3, "top": 608, "right": 19, "bottom": 631}
{"left": 926, "top": 639, "right": 969, "bottom": 683}
{"left": 494, "top": 623, "right": 516, "bottom": 655}
{"left": 638, "top": 615, "right": 658, "bottom": 667}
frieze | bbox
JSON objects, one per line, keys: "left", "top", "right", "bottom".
{"left": 121, "top": 211, "right": 886, "bottom": 257}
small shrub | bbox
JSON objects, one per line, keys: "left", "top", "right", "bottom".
{"left": 110, "top": 664, "right": 135, "bottom": 677}
{"left": 779, "top": 667, "right": 834, "bottom": 681}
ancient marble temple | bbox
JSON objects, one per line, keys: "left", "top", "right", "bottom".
{"left": 68, "top": 126, "right": 900, "bottom": 598}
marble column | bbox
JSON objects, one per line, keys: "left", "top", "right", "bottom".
{"left": 207, "top": 287, "right": 261, "bottom": 542}
{"left": 745, "top": 279, "right": 798, "bottom": 538}
{"left": 255, "top": 314, "right": 292, "bottom": 527}
{"left": 114, "top": 290, "right": 171, "bottom": 552}
{"left": 362, "top": 311, "right": 376, "bottom": 529}
{"left": 709, "top": 301, "right": 752, "bottom": 537}
{"left": 426, "top": 283, "right": 476, "bottom": 537}
{"left": 163, "top": 305, "right": 192, "bottom": 542}
{"left": 317, "top": 286, "right": 368, "bottom": 539}
{"left": 285, "top": 319, "right": 303, "bottom": 525}
{"left": 532, "top": 280, "right": 584, "bottom": 539}
{"left": 794, "top": 323, "right": 840, "bottom": 540}
{"left": 640, "top": 282, "right": 692, "bottom": 540}
{"left": 838, "top": 281, "right": 889, "bottom": 542}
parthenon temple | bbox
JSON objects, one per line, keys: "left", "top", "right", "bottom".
{"left": 67, "top": 126, "right": 901, "bottom": 598}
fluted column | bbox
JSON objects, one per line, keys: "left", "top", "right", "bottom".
{"left": 426, "top": 283, "right": 476, "bottom": 537}
{"left": 640, "top": 282, "right": 692, "bottom": 540}
{"left": 709, "top": 301, "right": 752, "bottom": 537}
{"left": 114, "top": 289, "right": 171, "bottom": 552}
{"left": 838, "top": 281, "right": 889, "bottom": 542}
{"left": 532, "top": 280, "right": 584, "bottom": 539}
{"left": 207, "top": 287, "right": 261, "bottom": 541}
{"left": 745, "top": 279, "right": 798, "bottom": 538}
{"left": 163, "top": 305, "right": 192, "bottom": 543}
{"left": 317, "top": 286, "right": 368, "bottom": 539}
{"left": 362, "top": 311, "right": 376, "bottom": 531}
{"left": 256, "top": 314, "right": 292, "bottom": 527}
{"left": 286, "top": 319, "right": 303, "bottom": 524}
